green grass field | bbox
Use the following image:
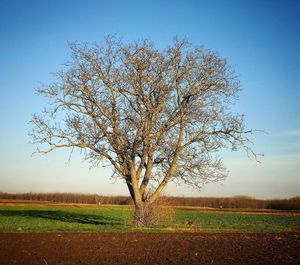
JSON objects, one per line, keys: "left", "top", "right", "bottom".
{"left": 0, "top": 205, "right": 299, "bottom": 233}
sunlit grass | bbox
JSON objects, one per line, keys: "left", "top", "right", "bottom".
{"left": 0, "top": 205, "right": 299, "bottom": 233}
{"left": 174, "top": 210, "right": 300, "bottom": 232}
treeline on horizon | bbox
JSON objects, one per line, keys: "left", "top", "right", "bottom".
{"left": 0, "top": 192, "right": 299, "bottom": 210}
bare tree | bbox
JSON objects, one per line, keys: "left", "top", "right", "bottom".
{"left": 31, "top": 36, "right": 258, "bottom": 226}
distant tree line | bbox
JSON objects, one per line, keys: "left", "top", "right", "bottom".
{"left": 0, "top": 192, "right": 132, "bottom": 205}
{"left": 160, "top": 195, "right": 300, "bottom": 210}
{"left": 0, "top": 192, "right": 299, "bottom": 210}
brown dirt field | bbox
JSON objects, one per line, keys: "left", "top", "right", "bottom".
{"left": 0, "top": 233, "right": 299, "bottom": 265}
{"left": 1, "top": 200, "right": 299, "bottom": 216}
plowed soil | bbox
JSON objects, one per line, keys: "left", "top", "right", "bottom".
{"left": 0, "top": 233, "right": 299, "bottom": 265}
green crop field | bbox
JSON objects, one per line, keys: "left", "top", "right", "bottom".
{"left": 0, "top": 205, "right": 299, "bottom": 233}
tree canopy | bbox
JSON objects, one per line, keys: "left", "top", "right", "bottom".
{"left": 31, "top": 37, "right": 258, "bottom": 225}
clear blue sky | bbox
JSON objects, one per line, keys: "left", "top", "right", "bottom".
{"left": 0, "top": 0, "right": 299, "bottom": 199}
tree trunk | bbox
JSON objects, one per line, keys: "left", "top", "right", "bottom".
{"left": 133, "top": 201, "right": 156, "bottom": 227}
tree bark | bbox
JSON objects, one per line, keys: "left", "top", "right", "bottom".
{"left": 133, "top": 201, "right": 156, "bottom": 227}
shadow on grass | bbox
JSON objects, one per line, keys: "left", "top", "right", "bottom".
{"left": 0, "top": 210, "right": 124, "bottom": 226}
